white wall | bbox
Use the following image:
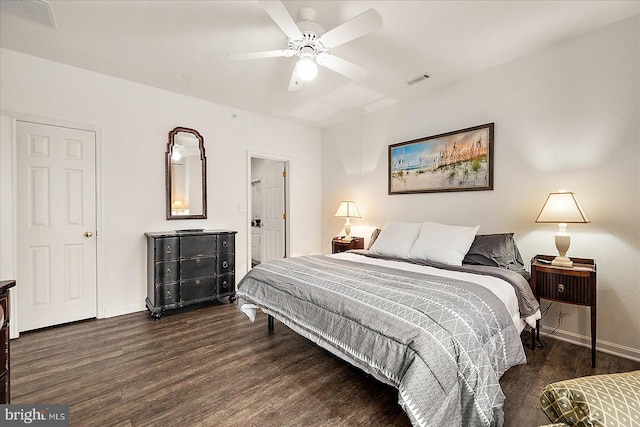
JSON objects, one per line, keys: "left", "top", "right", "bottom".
{"left": 322, "top": 16, "right": 640, "bottom": 359}
{"left": 0, "top": 48, "right": 322, "bottom": 322}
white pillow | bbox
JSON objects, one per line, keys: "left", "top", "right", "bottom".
{"left": 407, "top": 221, "right": 480, "bottom": 266}
{"left": 368, "top": 222, "right": 422, "bottom": 258}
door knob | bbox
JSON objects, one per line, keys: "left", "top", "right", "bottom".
{"left": 84, "top": 231, "right": 93, "bottom": 238}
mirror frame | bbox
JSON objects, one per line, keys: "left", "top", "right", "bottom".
{"left": 166, "top": 127, "right": 207, "bottom": 220}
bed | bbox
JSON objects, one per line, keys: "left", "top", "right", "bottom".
{"left": 237, "top": 222, "right": 541, "bottom": 427}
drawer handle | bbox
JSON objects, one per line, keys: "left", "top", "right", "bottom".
{"left": 165, "top": 268, "right": 172, "bottom": 275}
{"left": 222, "top": 261, "right": 229, "bottom": 269}
{"left": 165, "top": 290, "right": 172, "bottom": 299}
{"left": 196, "top": 258, "right": 201, "bottom": 264}
{"left": 222, "top": 241, "right": 228, "bottom": 248}
{"left": 222, "top": 281, "right": 228, "bottom": 289}
{"left": 196, "top": 279, "right": 201, "bottom": 285}
{"left": 558, "top": 283, "right": 565, "bottom": 293}
{"left": 165, "top": 245, "right": 172, "bottom": 254}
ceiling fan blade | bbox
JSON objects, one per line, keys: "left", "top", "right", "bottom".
{"left": 318, "top": 9, "right": 382, "bottom": 49}
{"left": 288, "top": 66, "right": 304, "bottom": 91}
{"left": 258, "top": 0, "right": 304, "bottom": 41}
{"left": 317, "top": 53, "right": 369, "bottom": 81}
{"left": 228, "top": 49, "right": 295, "bottom": 61}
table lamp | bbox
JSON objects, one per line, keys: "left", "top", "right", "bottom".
{"left": 172, "top": 200, "right": 187, "bottom": 215}
{"left": 334, "top": 201, "right": 361, "bottom": 239}
{"left": 535, "top": 190, "right": 590, "bottom": 267}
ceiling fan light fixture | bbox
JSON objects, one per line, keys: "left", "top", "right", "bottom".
{"left": 295, "top": 55, "right": 318, "bottom": 81}
{"left": 232, "top": 2, "right": 382, "bottom": 89}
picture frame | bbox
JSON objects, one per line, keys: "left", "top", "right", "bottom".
{"left": 388, "top": 122, "right": 494, "bottom": 194}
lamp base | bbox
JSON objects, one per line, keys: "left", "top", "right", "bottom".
{"left": 344, "top": 218, "right": 352, "bottom": 239}
{"left": 552, "top": 224, "right": 573, "bottom": 267}
{"left": 551, "top": 256, "right": 573, "bottom": 268}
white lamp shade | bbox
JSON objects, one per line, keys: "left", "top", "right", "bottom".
{"left": 172, "top": 200, "right": 188, "bottom": 210}
{"left": 334, "top": 201, "right": 361, "bottom": 218}
{"left": 535, "top": 191, "right": 590, "bottom": 223}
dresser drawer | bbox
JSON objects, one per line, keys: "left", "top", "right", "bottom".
{"left": 180, "top": 256, "right": 215, "bottom": 280}
{"left": 181, "top": 235, "right": 216, "bottom": 258}
{"left": 0, "top": 295, "right": 6, "bottom": 327}
{"left": 154, "top": 261, "right": 179, "bottom": 284}
{"left": 217, "top": 234, "right": 235, "bottom": 254}
{"left": 217, "top": 274, "right": 235, "bottom": 296}
{"left": 154, "top": 237, "right": 180, "bottom": 261}
{"left": 534, "top": 271, "right": 592, "bottom": 305}
{"left": 155, "top": 283, "right": 179, "bottom": 307}
{"left": 217, "top": 253, "right": 234, "bottom": 275}
{"left": 0, "top": 326, "right": 6, "bottom": 374}
{"left": 0, "top": 373, "right": 7, "bottom": 405}
{"left": 181, "top": 277, "right": 216, "bottom": 302}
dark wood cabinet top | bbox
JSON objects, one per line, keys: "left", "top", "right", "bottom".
{"left": 0, "top": 281, "right": 16, "bottom": 294}
{"left": 145, "top": 230, "right": 237, "bottom": 238}
{"left": 531, "top": 254, "right": 596, "bottom": 274}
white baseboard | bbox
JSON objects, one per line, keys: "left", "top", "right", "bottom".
{"left": 540, "top": 325, "right": 640, "bottom": 363}
{"left": 102, "top": 303, "right": 147, "bottom": 319}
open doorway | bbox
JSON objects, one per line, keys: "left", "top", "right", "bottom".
{"left": 249, "top": 155, "right": 289, "bottom": 269}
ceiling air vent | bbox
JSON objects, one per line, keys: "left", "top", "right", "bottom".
{"left": 407, "top": 73, "right": 430, "bottom": 86}
{"left": 0, "top": 0, "right": 57, "bottom": 29}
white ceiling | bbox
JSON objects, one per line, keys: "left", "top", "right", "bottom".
{"left": 1, "top": 0, "right": 638, "bottom": 128}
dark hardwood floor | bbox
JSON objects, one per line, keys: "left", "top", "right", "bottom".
{"left": 11, "top": 303, "right": 640, "bottom": 426}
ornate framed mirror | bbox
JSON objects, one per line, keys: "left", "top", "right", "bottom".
{"left": 166, "top": 127, "right": 207, "bottom": 220}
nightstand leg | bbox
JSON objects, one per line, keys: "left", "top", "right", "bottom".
{"left": 268, "top": 314, "right": 274, "bottom": 332}
{"left": 591, "top": 306, "right": 596, "bottom": 367}
{"left": 535, "top": 297, "right": 541, "bottom": 345}
{"left": 531, "top": 324, "right": 536, "bottom": 351}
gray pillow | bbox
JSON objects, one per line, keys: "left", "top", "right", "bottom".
{"left": 463, "top": 233, "right": 529, "bottom": 279}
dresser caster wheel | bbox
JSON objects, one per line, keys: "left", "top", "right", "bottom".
{"left": 151, "top": 312, "right": 162, "bottom": 320}
{"left": 228, "top": 295, "right": 236, "bottom": 303}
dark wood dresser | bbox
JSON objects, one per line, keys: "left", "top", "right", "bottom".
{"left": 0, "top": 280, "right": 16, "bottom": 403}
{"left": 145, "top": 230, "right": 236, "bottom": 319}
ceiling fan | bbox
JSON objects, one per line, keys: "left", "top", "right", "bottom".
{"left": 229, "top": 0, "right": 382, "bottom": 91}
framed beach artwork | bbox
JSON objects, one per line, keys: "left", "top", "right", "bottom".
{"left": 388, "top": 123, "right": 494, "bottom": 195}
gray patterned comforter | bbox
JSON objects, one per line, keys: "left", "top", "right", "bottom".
{"left": 237, "top": 255, "right": 526, "bottom": 427}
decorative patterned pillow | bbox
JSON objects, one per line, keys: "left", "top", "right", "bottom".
{"left": 540, "top": 370, "right": 640, "bottom": 427}
{"left": 366, "top": 228, "right": 382, "bottom": 250}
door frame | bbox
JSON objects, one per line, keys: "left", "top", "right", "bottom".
{"left": 0, "top": 110, "right": 103, "bottom": 338}
{"left": 246, "top": 151, "right": 290, "bottom": 271}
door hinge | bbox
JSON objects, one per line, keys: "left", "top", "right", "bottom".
{"left": 283, "top": 213, "right": 287, "bottom": 220}
{"left": 282, "top": 170, "right": 287, "bottom": 177}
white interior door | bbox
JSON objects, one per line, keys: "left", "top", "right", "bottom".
{"left": 261, "top": 161, "right": 285, "bottom": 262}
{"left": 17, "top": 121, "right": 97, "bottom": 332}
